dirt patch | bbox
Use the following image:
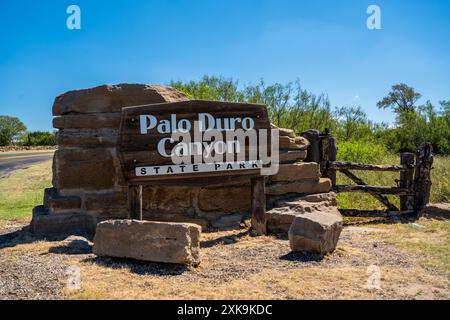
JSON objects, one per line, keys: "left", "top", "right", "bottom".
{"left": 0, "top": 219, "right": 449, "bottom": 300}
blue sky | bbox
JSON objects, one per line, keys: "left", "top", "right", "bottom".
{"left": 0, "top": 0, "right": 449, "bottom": 131}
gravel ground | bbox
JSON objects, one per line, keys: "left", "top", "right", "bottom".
{"left": 0, "top": 221, "right": 66, "bottom": 300}
{"left": 0, "top": 219, "right": 448, "bottom": 300}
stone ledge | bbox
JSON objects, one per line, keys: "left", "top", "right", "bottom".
{"left": 266, "top": 178, "right": 332, "bottom": 196}
{"left": 44, "top": 188, "right": 82, "bottom": 214}
{"left": 31, "top": 206, "right": 96, "bottom": 239}
{"left": 267, "top": 192, "right": 338, "bottom": 233}
{"left": 53, "top": 113, "right": 121, "bottom": 129}
{"left": 269, "top": 162, "right": 320, "bottom": 182}
{"left": 56, "top": 129, "right": 118, "bottom": 147}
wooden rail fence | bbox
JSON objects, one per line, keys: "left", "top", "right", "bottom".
{"left": 301, "top": 129, "right": 433, "bottom": 219}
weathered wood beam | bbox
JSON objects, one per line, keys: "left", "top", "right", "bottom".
{"left": 251, "top": 176, "right": 266, "bottom": 236}
{"left": 329, "top": 161, "right": 414, "bottom": 172}
{"left": 341, "top": 169, "right": 399, "bottom": 211}
{"left": 339, "top": 209, "right": 414, "bottom": 218}
{"left": 400, "top": 153, "right": 415, "bottom": 211}
{"left": 334, "top": 185, "right": 412, "bottom": 195}
{"left": 414, "top": 143, "right": 433, "bottom": 218}
{"left": 128, "top": 184, "right": 143, "bottom": 220}
{"left": 320, "top": 133, "right": 337, "bottom": 186}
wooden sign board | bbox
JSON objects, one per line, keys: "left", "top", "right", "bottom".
{"left": 118, "top": 100, "right": 271, "bottom": 184}
{"left": 117, "top": 100, "right": 271, "bottom": 235}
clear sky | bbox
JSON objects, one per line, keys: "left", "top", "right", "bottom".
{"left": 0, "top": 0, "right": 449, "bottom": 131}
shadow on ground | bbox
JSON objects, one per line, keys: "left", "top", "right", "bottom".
{"left": 81, "top": 256, "right": 190, "bottom": 276}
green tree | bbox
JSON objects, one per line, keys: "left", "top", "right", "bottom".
{"left": 0, "top": 116, "right": 27, "bottom": 146}
{"left": 377, "top": 83, "right": 422, "bottom": 113}
{"left": 22, "top": 131, "right": 56, "bottom": 146}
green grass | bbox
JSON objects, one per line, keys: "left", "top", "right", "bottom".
{"left": 336, "top": 155, "right": 450, "bottom": 210}
{"left": 0, "top": 154, "right": 448, "bottom": 220}
{"left": 0, "top": 160, "right": 52, "bottom": 221}
{"left": 376, "top": 219, "right": 450, "bottom": 276}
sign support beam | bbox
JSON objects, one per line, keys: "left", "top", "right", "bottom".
{"left": 127, "top": 184, "right": 143, "bottom": 220}
{"left": 251, "top": 176, "right": 266, "bottom": 235}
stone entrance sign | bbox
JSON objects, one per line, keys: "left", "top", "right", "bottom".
{"left": 117, "top": 100, "right": 272, "bottom": 234}
{"left": 31, "top": 83, "right": 335, "bottom": 238}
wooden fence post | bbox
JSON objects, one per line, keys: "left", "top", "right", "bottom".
{"left": 128, "top": 184, "right": 143, "bottom": 220}
{"left": 301, "top": 129, "right": 320, "bottom": 163}
{"left": 413, "top": 143, "right": 433, "bottom": 218}
{"left": 251, "top": 176, "right": 266, "bottom": 235}
{"left": 320, "top": 133, "right": 337, "bottom": 186}
{"left": 400, "top": 152, "right": 415, "bottom": 211}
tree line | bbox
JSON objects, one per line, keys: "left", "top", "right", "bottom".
{"left": 171, "top": 76, "right": 449, "bottom": 155}
{"left": 1, "top": 77, "right": 448, "bottom": 154}
{"left": 0, "top": 116, "right": 55, "bottom": 146}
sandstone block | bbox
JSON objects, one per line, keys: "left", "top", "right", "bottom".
{"left": 270, "top": 162, "right": 320, "bottom": 182}
{"left": 53, "top": 148, "right": 117, "bottom": 191}
{"left": 31, "top": 206, "right": 96, "bottom": 238}
{"left": 279, "top": 136, "right": 310, "bottom": 150}
{"left": 56, "top": 129, "right": 118, "bottom": 148}
{"left": 198, "top": 186, "right": 251, "bottom": 212}
{"left": 93, "top": 220, "right": 201, "bottom": 266}
{"left": 84, "top": 191, "right": 127, "bottom": 214}
{"left": 273, "top": 192, "right": 337, "bottom": 209}
{"left": 143, "top": 186, "right": 195, "bottom": 213}
{"left": 279, "top": 150, "right": 307, "bottom": 164}
{"left": 289, "top": 210, "right": 343, "bottom": 255}
{"left": 53, "top": 84, "right": 188, "bottom": 115}
{"left": 53, "top": 113, "right": 122, "bottom": 129}
{"left": 266, "top": 178, "right": 332, "bottom": 196}
{"left": 267, "top": 193, "right": 338, "bottom": 233}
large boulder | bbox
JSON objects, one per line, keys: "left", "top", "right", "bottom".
{"left": 267, "top": 193, "right": 337, "bottom": 233}
{"left": 93, "top": 220, "right": 201, "bottom": 266}
{"left": 288, "top": 209, "right": 343, "bottom": 255}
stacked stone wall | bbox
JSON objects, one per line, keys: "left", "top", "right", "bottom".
{"left": 32, "top": 84, "right": 332, "bottom": 235}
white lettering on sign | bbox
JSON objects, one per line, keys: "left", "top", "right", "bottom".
{"left": 136, "top": 160, "right": 262, "bottom": 177}
{"left": 139, "top": 113, "right": 255, "bottom": 134}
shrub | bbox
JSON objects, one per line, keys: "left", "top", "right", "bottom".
{"left": 337, "top": 140, "right": 391, "bottom": 164}
{"left": 22, "top": 131, "right": 56, "bottom": 146}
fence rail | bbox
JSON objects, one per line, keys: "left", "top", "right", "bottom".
{"left": 301, "top": 129, "right": 433, "bottom": 219}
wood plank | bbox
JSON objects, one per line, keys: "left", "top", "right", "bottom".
{"left": 329, "top": 161, "right": 414, "bottom": 172}
{"left": 339, "top": 209, "right": 414, "bottom": 218}
{"left": 251, "top": 176, "right": 266, "bottom": 235}
{"left": 413, "top": 143, "right": 433, "bottom": 217}
{"left": 400, "top": 153, "right": 415, "bottom": 211}
{"left": 127, "top": 185, "right": 142, "bottom": 220}
{"left": 334, "top": 185, "right": 412, "bottom": 195}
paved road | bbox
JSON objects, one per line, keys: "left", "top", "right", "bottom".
{"left": 0, "top": 151, "right": 54, "bottom": 178}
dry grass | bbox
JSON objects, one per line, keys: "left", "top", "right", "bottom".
{"left": 1, "top": 219, "right": 449, "bottom": 300}
{"left": 373, "top": 219, "right": 450, "bottom": 276}
{"left": 61, "top": 220, "right": 450, "bottom": 300}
